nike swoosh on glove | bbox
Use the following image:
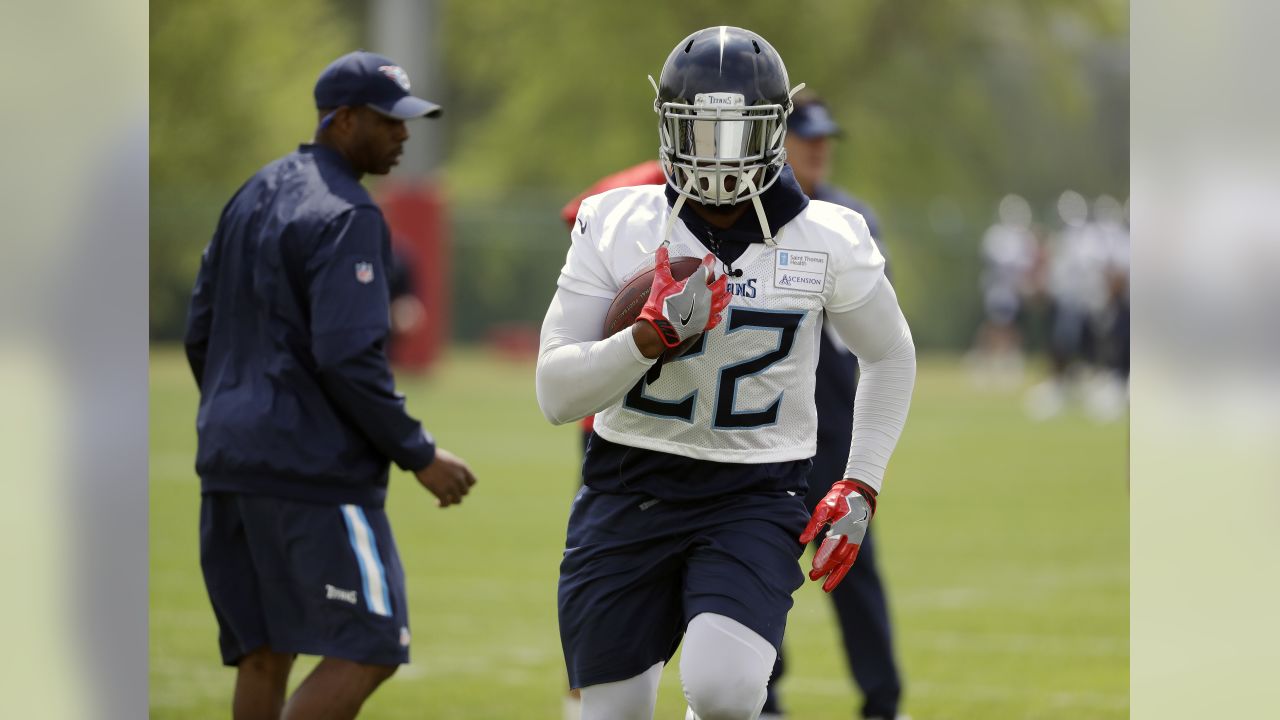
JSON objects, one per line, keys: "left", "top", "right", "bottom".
{"left": 638, "top": 247, "right": 731, "bottom": 348}
{"left": 799, "top": 479, "right": 878, "bottom": 592}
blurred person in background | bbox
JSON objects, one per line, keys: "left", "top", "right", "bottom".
{"left": 760, "top": 91, "right": 909, "bottom": 720}
{"left": 536, "top": 27, "right": 915, "bottom": 720}
{"left": 1090, "top": 194, "right": 1130, "bottom": 409}
{"left": 1024, "top": 190, "right": 1127, "bottom": 421}
{"left": 184, "top": 51, "right": 477, "bottom": 720}
{"left": 968, "top": 194, "right": 1040, "bottom": 389}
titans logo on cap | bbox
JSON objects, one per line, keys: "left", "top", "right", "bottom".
{"left": 378, "top": 65, "right": 411, "bottom": 92}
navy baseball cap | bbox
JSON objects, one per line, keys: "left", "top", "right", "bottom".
{"left": 314, "top": 51, "right": 442, "bottom": 119}
{"left": 788, "top": 101, "right": 842, "bottom": 139}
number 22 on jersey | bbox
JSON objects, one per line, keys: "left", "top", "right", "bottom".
{"left": 623, "top": 308, "right": 805, "bottom": 429}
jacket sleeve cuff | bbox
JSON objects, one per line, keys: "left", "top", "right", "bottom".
{"left": 394, "top": 428, "right": 437, "bottom": 472}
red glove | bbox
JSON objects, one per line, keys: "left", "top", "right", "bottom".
{"left": 637, "top": 247, "right": 730, "bottom": 348}
{"left": 799, "top": 479, "right": 878, "bottom": 592}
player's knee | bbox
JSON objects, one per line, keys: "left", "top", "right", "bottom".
{"left": 325, "top": 657, "right": 398, "bottom": 689}
{"left": 684, "top": 683, "right": 764, "bottom": 720}
{"left": 680, "top": 614, "right": 774, "bottom": 720}
{"left": 682, "top": 665, "right": 768, "bottom": 719}
{"left": 363, "top": 662, "right": 398, "bottom": 686}
{"left": 239, "top": 646, "right": 294, "bottom": 681}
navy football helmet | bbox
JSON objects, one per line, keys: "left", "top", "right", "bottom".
{"left": 652, "top": 26, "right": 798, "bottom": 208}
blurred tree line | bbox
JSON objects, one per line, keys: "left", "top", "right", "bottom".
{"left": 152, "top": 0, "right": 1128, "bottom": 350}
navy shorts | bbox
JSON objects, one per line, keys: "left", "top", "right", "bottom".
{"left": 200, "top": 493, "right": 410, "bottom": 667}
{"left": 558, "top": 485, "right": 810, "bottom": 689}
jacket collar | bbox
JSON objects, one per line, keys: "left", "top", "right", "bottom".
{"left": 299, "top": 143, "right": 359, "bottom": 179}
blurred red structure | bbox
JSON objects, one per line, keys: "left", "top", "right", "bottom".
{"left": 379, "top": 181, "right": 449, "bottom": 373}
{"left": 485, "top": 323, "right": 541, "bottom": 361}
{"left": 559, "top": 160, "right": 665, "bottom": 227}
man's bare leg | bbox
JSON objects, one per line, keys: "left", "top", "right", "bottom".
{"left": 281, "top": 657, "right": 397, "bottom": 720}
{"left": 233, "top": 646, "right": 295, "bottom": 720}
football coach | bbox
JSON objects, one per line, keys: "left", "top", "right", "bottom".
{"left": 184, "top": 50, "right": 477, "bottom": 720}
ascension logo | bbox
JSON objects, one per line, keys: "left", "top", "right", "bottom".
{"left": 378, "top": 65, "right": 411, "bottom": 91}
{"left": 778, "top": 273, "right": 821, "bottom": 287}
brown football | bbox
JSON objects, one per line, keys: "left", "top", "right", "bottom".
{"left": 603, "top": 255, "right": 705, "bottom": 360}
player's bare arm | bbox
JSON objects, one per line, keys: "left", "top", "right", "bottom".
{"left": 629, "top": 320, "right": 668, "bottom": 359}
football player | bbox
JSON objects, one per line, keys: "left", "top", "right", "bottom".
{"left": 536, "top": 26, "right": 916, "bottom": 720}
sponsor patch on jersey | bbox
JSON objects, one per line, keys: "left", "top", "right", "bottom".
{"left": 354, "top": 261, "right": 375, "bottom": 284}
{"left": 774, "top": 249, "right": 827, "bottom": 293}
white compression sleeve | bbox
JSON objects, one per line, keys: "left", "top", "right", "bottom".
{"left": 824, "top": 275, "right": 917, "bottom": 493}
{"left": 579, "top": 661, "right": 663, "bottom": 720}
{"left": 535, "top": 287, "right": 658, "bottom": 425}
{"left": 680, "top": 613, "right": 776, "bottom": 720}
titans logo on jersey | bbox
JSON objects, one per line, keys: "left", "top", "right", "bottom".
{"left": 556, "top": 185, "right": 885, "bottom": 465}
{"left": 727, "top": 278, "right": 758, "bottom": 298}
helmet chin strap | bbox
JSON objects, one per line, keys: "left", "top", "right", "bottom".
{"left": 740, "top": 174, "right": 776, "bottom": 246}
{"left": 659, "top": 173, "right": 697, "bottom": 249}
{"left": 788, "top": 82, "right": 807, "bottom": 105}
{"left": 745, "top": 81, "right": 802, "bottom": 246}
{"left": 660, "top": 172, "right": 775, "bottom": 249}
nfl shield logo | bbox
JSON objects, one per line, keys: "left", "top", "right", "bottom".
{"left": 354, "top": 261, "right": 375, "bottom": 284}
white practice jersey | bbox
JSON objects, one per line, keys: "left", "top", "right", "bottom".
{"left": 557, "top": 185, "right": 886, "bottom": 464}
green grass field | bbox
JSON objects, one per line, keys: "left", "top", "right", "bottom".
{"left": 150, "top": 347, "right": 1127, "bottom": 719}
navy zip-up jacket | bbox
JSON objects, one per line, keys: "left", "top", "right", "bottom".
{"left": 184, "top": 144, "right": 435, "bottom": 507}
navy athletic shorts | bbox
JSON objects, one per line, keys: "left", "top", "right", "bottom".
{"left": 200, "top": 492, "right": 410, "bottom": 667}
{"left": 558, "top": 484, "right": 810, "bottom": 689}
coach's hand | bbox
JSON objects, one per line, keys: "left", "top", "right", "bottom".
{"left": 636, "top": 247, "right": 730, "bottom": 351}
{"left": 799, "top": 479, "right": 877, "bottom": 592}
{"left": 415, "top": 448, "right": 477, "bottom": 508}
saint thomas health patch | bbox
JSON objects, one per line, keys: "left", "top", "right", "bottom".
{"left": 773, "top": 249, "right": 827, "bottom": 293}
